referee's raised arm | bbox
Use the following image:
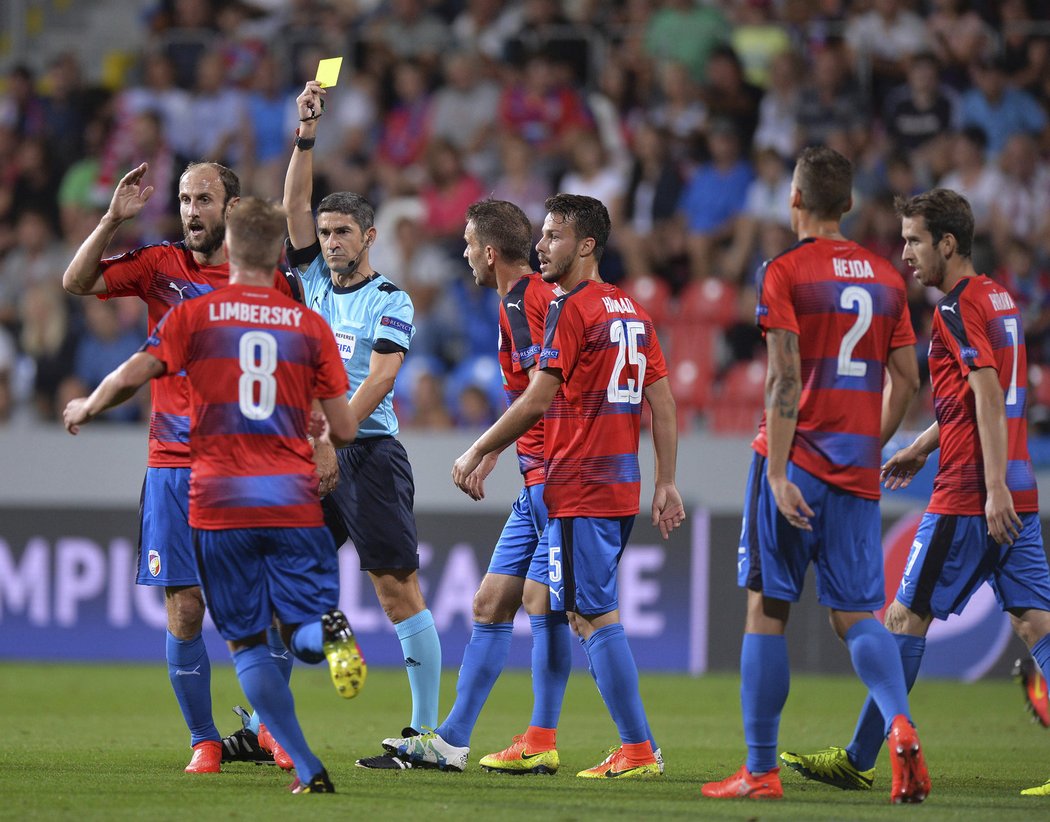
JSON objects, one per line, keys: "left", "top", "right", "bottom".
{"left": 283, "top": 81, "right": 325, "bottom": 250}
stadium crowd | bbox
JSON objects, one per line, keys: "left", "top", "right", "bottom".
{"left": 0, "top": 0, "right": 1049, "bottom": 434}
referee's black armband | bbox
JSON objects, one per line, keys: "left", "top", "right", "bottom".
{"left": 373, "top": 339, "right": 408, "bottom": 356}
{"left": 284, "top": 238, "right": 322, "bottom": 269}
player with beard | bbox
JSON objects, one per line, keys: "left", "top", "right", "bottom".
{"left": 62, "top": 161, "right": 295, "bottom": 774}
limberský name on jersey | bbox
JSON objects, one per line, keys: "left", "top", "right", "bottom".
{"left": 208, "top": 301, "right": 304, "bottom": 327}
{"left": 832, "top": 258, "right": 875, "bottom": 279}
{"left": 602, "top": 296, "right": 637, "bottom": 314}
{"left": 989, "top": 291, "right": 1016, "bottom": 312}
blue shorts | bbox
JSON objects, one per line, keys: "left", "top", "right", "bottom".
{"left": 322, "top": 437, "right": 419, "bottom": 571}
{"left": 137, "top": 467, "right": 198, "bottom": 587}
{"left": 487, "top": 484, "right": 550, "bottom": 585}
{"left": 737, "top": 453, "right": 884, "bottom": 611}
{"left": 896, "top": 512, "right": 1050, "bottom": 619}
{"left": 193, "top": 526, "right": 339, "bottom": 642}
{"left": 548, "top": 516, "right": 634, "bottom": 616}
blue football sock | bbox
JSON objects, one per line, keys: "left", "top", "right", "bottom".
{"left": 845, "top": 620, "right": 910, "bottom": 739}
{"left": 436, "top": 622, "right": 513, "bottom": 748}
{"left": 266, "top": 625, "right": 294, "bottom": 685}
{"left": 582, "top": 631, "right": 658, "bottom": 751}
{"left": 846, "top": 633, "right": 925, "bottom": 771}
{"left": 740, "top": 633, "right": 789, "bottom": 774}
{"left": 232, "top": 644, "right": 322, "bottom": 781}
{"left": 166, "top": 631, "right": 219, "bottom": 746}
{"left": 528, "top": 613, "right": 572, "bottom": 730}
{"left": 1031, "top": 633, "right": 1050, "bottom": 682}
{"left": 289, "top": 620, "right": 325, "bottom": 664}
{"left": 585, "top": 624, "right": 649, "bottom": 745}
{"left": 395, "top": 609, "right": 442, "bottom": 731}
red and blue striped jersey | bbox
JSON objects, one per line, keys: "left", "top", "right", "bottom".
{"left": 538, "top": 280, "right": 668, "bottom": 518}
{"left": 99, "top": 242, "right": 291, "bottom": 468}
{"left": 499, "top": 272, "right": 557, "bottom": 486}
{"left": 927, "top": 275, "right": 1038, "bottom": 515}
{"left": 144, "top": 283, "right": 349, "bottom": 529}
{"left": 752, "top": 237, "right": 916, "bottom": 499}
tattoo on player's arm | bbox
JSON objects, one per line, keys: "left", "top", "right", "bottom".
{"left": 769, "top": 332, "right": 800, "bottom": 420}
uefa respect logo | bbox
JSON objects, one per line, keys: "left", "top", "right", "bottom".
{"left": 880, "top": 512, "right": 1012, "bottom": 682}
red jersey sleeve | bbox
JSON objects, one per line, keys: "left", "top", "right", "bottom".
{"left": 642, "top": 317, "right": 669, "bottom": 386}
{"left": 756, "top": 257, "right": 800, "bottom": 335}
{"left": 890, "top": 297, "right": 917, "bottom": 350}
{"left": 539, "top": 296, "right": 582, "bottom": 379}
{"left": 143, "top": 303, "right": 192, "bottom": 376}
{"left": 99, "top": 245, "right": 164, "bottom": 300}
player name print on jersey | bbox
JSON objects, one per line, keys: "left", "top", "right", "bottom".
{"left": 832, "top": 258, "right": 875, "bottom": 279}
{"left": 989, "top": 291, "right": 1016, "bottom": 312}
{"left": 602, "top": 296, "right": 637, "bottom": 314}
{"left": 208, "top": 301, "right": 304, "bottom": 327}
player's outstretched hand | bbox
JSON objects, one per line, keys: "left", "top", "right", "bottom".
{"left": 462, "top": 451, "right": 498, "bottom": 501}
{"left": 296, "top": 81, "right": 326, "bottom": 126}
{"left": 651, "top": 482, "right": 686, "bottom": 539}
{"left": 107, "top": 163, "right": 154, "bottom": 223}
{"left": 63, "top": 398, "right": 93, "bottom": 435}
{"left": 880, "top": 444, "right": 928, "bottom": 490}
{"left": 769, "top": 475, "right": 813, "bottom": 531}
{"left": 986, "top": 485, "right": 1023, "bottom": 545}
{"left": 452, "top": 446, "right": 484, "bottom": 494}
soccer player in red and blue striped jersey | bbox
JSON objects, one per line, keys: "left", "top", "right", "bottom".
{"left": 62, "top": 161, "right": 288, "bottom": 772}
{"left": 63, "top": 198, "right": 362, "bottom": 794}
{"left": 703, "top": 147, "right": 929, "bottom": 803}
{"left": 785, "top": 188, "right": 1050, "bottom": 799}
{"left": 452, "top": 194, "right": 685, "bottom": 779}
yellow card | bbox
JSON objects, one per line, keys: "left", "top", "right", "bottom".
{"left": 315, "top": 57, "right": 343, "bottom": 88}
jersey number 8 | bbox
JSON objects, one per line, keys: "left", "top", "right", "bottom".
{"left": 239, "top": 330, "right": 278, "bottom": 420}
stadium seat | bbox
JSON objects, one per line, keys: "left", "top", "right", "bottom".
{"left": 677, "top": 278, "right": 739, "bottom": 329}
{"left": 621, "top": 276, "right": 672, "bottom": 324}
{"left": 707, "top": 360, "right": 767, "bottom": 434}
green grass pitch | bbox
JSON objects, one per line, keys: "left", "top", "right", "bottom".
{"left": 0, "top": 661, "right": 1047, "bottom": 820}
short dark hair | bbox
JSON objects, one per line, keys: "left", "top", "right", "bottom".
{"left": 227, "top": 197, "right": 286, "bottom": 271}
{"left": 793, "top": 146, "right": 852, "bottom": 220}
{"left": 465, "top": 199, "right": 532, "bottom": 264}
{"left": 894, "top": 188, "right": 974, "bottom": 258}
{"left": 543, "top": 193, "right": 611, "bottom": 262}
{"left": 182, "top": 161, "right": 240, "bottom": 204}
{"left": 317, "top": 191, "right": 375, "bottom": 232}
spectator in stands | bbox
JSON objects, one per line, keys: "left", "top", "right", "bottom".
{"left": 723, "top": 147, "right": 792, "bottom": 283}
{"left": 646, "top": 60, "right": 707, "bottom": 165}
{"left": 925, "top": 0, "right": 995, "bottom": 88}
{"left": 419, "top": 139, "right": 484, "bottom": 250}
{"left": 558, "top": 131, "right": 626, "bottom": 231}
{"left": 0, "top": 210, "right": 70, "bottom": 334}
{"left": 370, "top": 0, "right": 452, "bottom": 65}
{"left": 990, "top": 132, "right": 1050, "bottom": 256}
{"left": 429, "top": 51, "right": 501, "bottom": 183}
{"left": 243, "top": 52, "right": 293, "bottom": 200}
{"left": 678, "top": 118, "right": 753, "bottom": 282}
{"left": 19, "top": 282, "right": 77, "bottom": 420}
{"left": 845, "top": 0, "right": 928, "bottom": 107}
{"left": 729, "top": 0, "right": 792, "bottom": 89}
{"left": 107, "top": 51, "right": 193, "bottom": 163}
{"left": 883, "top": 52, "right": 959, "bottom": 161}
{"left": 959, "top": 55, "right": 1048, "bottom": 158}
{"left": 489, "top": 134, "right": 552, "bottom": 233}
{"left": 3, "top": 137, "right": 60, "bottom": 228}
{"left": 644, "top": 0, "right": 729, "bottom": 84}
{"left": 753, "top": 49, "right": 802, "bottom": 161}
{"left": 184, "top": 49, "right": 251, "bottom": 168}
{"left": 993, "top": 236, "right": 1050, "bottom": 365}
{"left": 376, "top": 59, "right": 434, "bottom": 195}
{"left": 153, "top": 0, "right": 219, "bottom": 90}
{"left": 702, "top": 45, "right": 763, "bottom": 148}
{"left": 0, "top": 64, "right": 47, "bottom": 139}
{"left": 40, "top": 53, "right": 92, "bottom": 176}
{"left": 998, "top": 0, "right": 1050, "bottom": 95}
{"left": 796, "top": 40, "right": 868, "bottom": 153}
{"left": 451, "top": 0, "right": 523, "bottom": 62}
{"left": 619, "top": 122, "right": 684, "bottom": 283}
{"left": 937, "top": 127, "right": 1002, "bottom": 235}
{"left": 504, "top": 0, "right": 596, "bottom": 87}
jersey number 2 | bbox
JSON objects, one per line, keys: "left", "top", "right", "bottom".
{"left": 607, "top": 320, "right": 647, "bottom": 404}
{"left": 837, "top": 286, "right": 873, "bottom": 377}
{"left": 239, "top": 331, "right": 277, "bottom": 420}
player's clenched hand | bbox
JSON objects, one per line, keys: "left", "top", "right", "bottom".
{"left": 452, "top": 447, "right": 484, "bottom": 494}
{"left": 63, "top": 398, "right": 93, "bottom": 435}
{"left": 313, "top": 439, "right": 339, "bottom": 497}
{"left": 651, "top": 483, "right": 686, "bottom": 539}
{"left": 462, "top": 451, "right": 498, "bottom": 501}
{"left": 985, "top": 485, "right": 1022, "bottom": 545}
{"left": 107, "top": 163, "right": 154, "bottom": 224}
{"left": 880, "top": 444, "right": 928, "bottom": 491}
{"left": 769, "top": 475, "right": 814, "bottom": 531}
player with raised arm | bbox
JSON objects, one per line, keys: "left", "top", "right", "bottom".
{"left": 62, "top": 198, "right": 366, "bottom": 794}
{"left": 61, "top": 161, "right": 301, "bottom": 773}
{"left": 446, "top": 193, "right": 686, "bottom": 780}
{"left": 701, "top": 146, "right": 928, "bottom": 804}
{"left": 780, "top": 188, "right": 1050, "bottom": 798}
{"left": 284, "top": 80, "right": 441, "bottom": 768}
{"left": 382, "top": 199, "right": 572, "bottom": 773}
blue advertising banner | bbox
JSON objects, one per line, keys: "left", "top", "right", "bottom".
{"left": 0, "top": 506, "right": 707, "bottom": 673}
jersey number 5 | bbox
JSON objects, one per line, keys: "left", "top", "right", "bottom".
{"left": 607, "top": 320, "right": 647, "bottom": 404}
{"left": 239, "top": 330, "right": 278, "bottom": 420}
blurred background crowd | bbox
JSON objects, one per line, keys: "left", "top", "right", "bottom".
{"left": 0, "top": 0, "right": 1048, "bottom": 437}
